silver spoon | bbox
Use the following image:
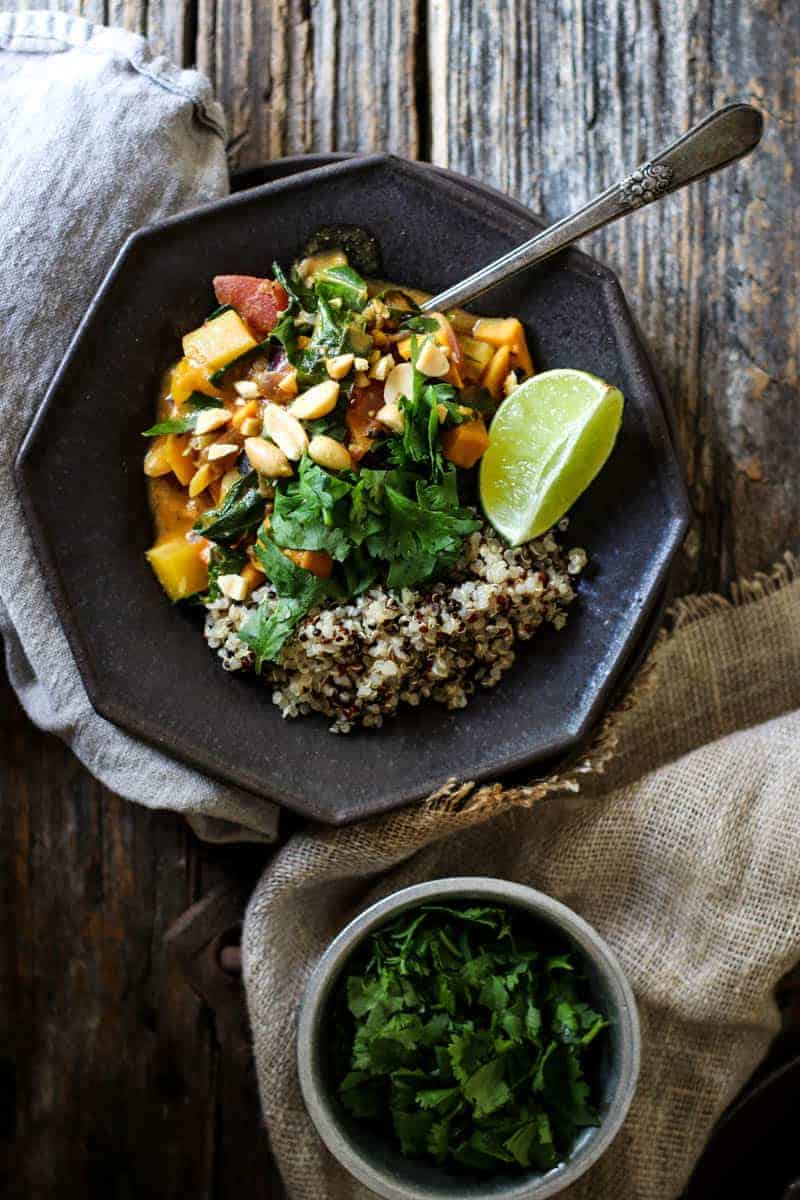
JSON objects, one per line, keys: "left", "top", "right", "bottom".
{"left": 421, "top": 103, "right": 763, "bottom": 314}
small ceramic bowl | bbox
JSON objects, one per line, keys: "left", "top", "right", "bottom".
{"left": 297, "top": 877, "right": 640, "bottom": 1200}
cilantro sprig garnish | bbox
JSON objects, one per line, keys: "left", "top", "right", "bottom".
{"left": 328, "top": 904, "right": 608, "bottom": 1174}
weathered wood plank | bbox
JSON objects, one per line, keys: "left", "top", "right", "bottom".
{"left": 208, "top": 0, "right": 419, "bottom": 167}
{"left": 429, "top": 0, "right": 800, "bottom": 593}
{"left": 0, "top": 665, "right": 202, "bottom": 1197}
{"left": 143, "top": 0, "right": 195, "bottom": 65}
{"left": 105, "top": 0, "right": 146, "bottom": 35}
{"left": 0, "top": 656, "right": 275, "bottom": 1199}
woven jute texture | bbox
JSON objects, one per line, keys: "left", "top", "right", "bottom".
{"left": 243, "top": 555, "right": 800, "bottom": 1200}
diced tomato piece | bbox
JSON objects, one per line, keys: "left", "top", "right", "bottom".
{"left": 347, "top": 382, "right": 385, "bottom": 463}
{"left": 212, "top": 275, "right": 289, "bottom": 338}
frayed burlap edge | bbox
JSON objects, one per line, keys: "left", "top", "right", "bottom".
{"left": 668, "top": 551, "right": 799, "bottom": 629}
{"left": 416, "top": 552, "right": 800, "bottom": 828}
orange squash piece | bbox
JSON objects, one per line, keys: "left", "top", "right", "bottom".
{"left": 146, "top": 536, "right": 209, "bottom": 601}
{"left": 143, "top": 437, "right": 173, "bottom": 478}
{"left": 471, "top": 317, "right": 534, "bottom": 377}
{"left": 165, "top": 433, "right": 195, "bottom": 486}
{"left": 231, "top": 399, "right": 259, "bottom": 429}
{"left": 282, "top": 548, "right": 334, "bottom": 579}
{"left": 240, "top": 561, "right": 264, "bottom": 596}
{"left": 170, "top": 357, "right": 222, "bottom": 404}
{"left": 482, "top": 345, "right": 511, "bottom": 401}
{"left": 441, "top": 419, "right": 490, "bottom": 470}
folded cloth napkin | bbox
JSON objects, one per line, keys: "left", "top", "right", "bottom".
{"left": 244, "top": 559, "right": 800, "bottom": 1199}
{"left": 0, "top": 10, "right": 278, "bottom": 842}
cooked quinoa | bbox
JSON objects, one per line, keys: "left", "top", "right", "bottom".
{"left": 204, "top": 524, "right": 586, "bottom": 733}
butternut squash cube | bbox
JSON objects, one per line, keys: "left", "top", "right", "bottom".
{"left": 459, "top": 335, "right": 495, "bottom": 381}
{"left": 143, "top": 438, "right": 173, "bottom": 478}
{"left": 165, "top": 433, "right": 195, "bottom": 486}
{"left": 170, "top": 357, "right": 221, "bottom": 404}
{"left": 240, "top": 561, "right": 264, "bottom": 596}
{"left": 471, "top": 316, "right": 534, "bottom": 377}
{"left": 471, "top": 316, "right": 522, "bottom": 348}
{"left": 441, "top": 419, "right": 490, "bottom": 469}
{"left": 182, "top": 309, "right": 258, "bottom": 371}
{"left": 482, "top": 345, "right": 511, "bottom": 401}
{"left": 282, "top": 548, "right": 334, "bottom": 579}
{"left": 146, "top": 537, "right": 209, "bottom": 602}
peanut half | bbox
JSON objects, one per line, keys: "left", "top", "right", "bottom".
{"left": 244, "top": 436, "right": 294, "bottom": 478}
{"left": 263, "top": 404, "right": 308, "bottom": 460}
{"left": 290, "top": 380, "right": 340, "bottom": 421}
{"left": 308, "top": 435, "right": 353, "bottom": 472}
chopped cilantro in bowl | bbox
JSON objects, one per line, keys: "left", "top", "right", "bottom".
{"left": 298, "top": 880, "right": 640, "bottom": 1199}
{"left": 327, "top": 902, "right": 608, "bottom": 1175}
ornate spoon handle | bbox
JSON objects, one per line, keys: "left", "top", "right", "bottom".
{"left": 422, "top": 103, "right": 763, "bottom": 314}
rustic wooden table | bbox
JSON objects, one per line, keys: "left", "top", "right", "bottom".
{"left": 2, "top": 2, "right": 798, "bottom": 1197}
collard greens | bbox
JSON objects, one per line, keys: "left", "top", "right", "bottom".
{"left": 329, "top": 903, "right": 608, "bottom": 1173}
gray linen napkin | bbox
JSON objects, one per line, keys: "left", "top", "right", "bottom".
{"left": 0, "top": 10, "right": 279, "bottom": 843}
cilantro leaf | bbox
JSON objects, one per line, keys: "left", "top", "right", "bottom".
{"left": 401, "top": 315, "right": 439, "bottom": 334}
{"left": 367, "top": 475, "right": 480, "bottom": 589}
{"left": 427, "top": 1116, "right": 454, "bottom": 1164}
{"left": 142, "top": 416, "right": 196, "bottom": 436}
{"left": 142, "top": 392, "right": 222, "bottom": 436}
{"left": 415, "top": 1087, "right": 460, "bottom": 1112}
{"left": 238, "top": 537, "right": 341, "bottom": 668}
{"left": 238, "top": 594, "right": 308, "bottom": 670}
{"left": 184, "top": 392, "right": 224, "bottom": 410}
{"left": 463, "top": 1057, "right": 511, "bottom": 1119}
{"left": 339, "top": 1071, "right": 387, "bottom": 1119}
{"left": 392, "top": 1110, "right": 436, "bottom": 1157}
{"left": 449, "top": 1030, "right": 493, "bottom": 1086}
{"left": 270, "top": 457, "right": 354, "bottom": 561}
{"left": 504, "top": 1114, "right": 558, "bottom": 1169}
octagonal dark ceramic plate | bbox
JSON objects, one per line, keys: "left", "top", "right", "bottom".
{"left": 16, "top": 153, "right": 688, "bottom": 824}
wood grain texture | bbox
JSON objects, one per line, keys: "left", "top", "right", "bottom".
{"left": 428, "top": 0, "right": 800, "bottom": 593}
{"left": 1, "top": 1, "right": 798, "bottom": 1197}
{"left": 204, "top": 0, "right": 419, "bottom": 167}
{"left": 0, "top": 662, "right": 274, "bottom": 1200}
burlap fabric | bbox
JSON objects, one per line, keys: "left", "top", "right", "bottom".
{"left": 243, "top": 556, "right": 800, "bottom": 1199}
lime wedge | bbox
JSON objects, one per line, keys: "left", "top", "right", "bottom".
{"left": 479, "top": 368, "right": 624, "bottom": 545}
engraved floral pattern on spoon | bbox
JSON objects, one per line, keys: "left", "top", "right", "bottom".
{"left": 619, "top": 162, "right": 674, "bottom": 208}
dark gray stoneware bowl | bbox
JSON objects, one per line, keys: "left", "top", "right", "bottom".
{"left": 297, "top": 877, "right": 641, "bottom": 1199}
{"left": 16, "top": 153, "right": 688, "bottom": 823}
